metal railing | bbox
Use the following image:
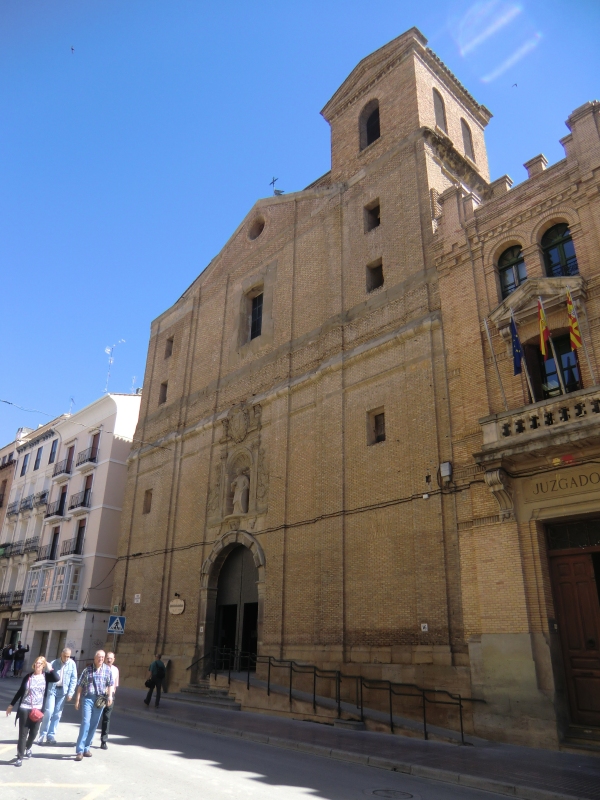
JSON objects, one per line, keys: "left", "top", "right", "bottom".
{"left": 19, "top": 494, "right": 34, "bottom": 512}
{"left": 76, "top": 447, "right": 98, "bottom": 467}
{"left": 52, "top": 458, "right": 71, "bottom": 478}
{"left": 0, "top": 589, "right": 24, "bottom": 608}
{"left": 35, "top": 544, "right": 53, "bottom": 562}
{"left": 68, "top": 490, "right": 91, "bottom": 510}
{"left": 24, "top": 537, "right": 39, "bottom": 554}
{"left": 187, "top": 646, "right": 483, "bottom": 745}
{"left": 60, "top": 537, "right": 83, "bottom": 557}
{"left": 33, "top": 491, "right": 48, "bottom": 507}
{"left": 6, "top": 501, "right": 19, "bottom": 516}
{"left": 45, "top": 499, "right": 65, "bottom": 518}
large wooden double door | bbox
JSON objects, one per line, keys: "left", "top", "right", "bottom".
{"left": 550, "top": 552, "right": 600, "bottom": 726}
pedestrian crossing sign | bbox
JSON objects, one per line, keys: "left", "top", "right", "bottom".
{"left": 107, "top": 615, "right": 126, "bottom": 635}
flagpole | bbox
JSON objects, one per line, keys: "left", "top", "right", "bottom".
{"left": 566, "top": 285, "right": 597, "bottom": 385}
{"left": 483, "top": 317, "right": 509, "bottom": 411}
{"left": 539, "top": 296, "right": 568, "bottom": 396}
{"left": 511, "top": 309, "right": 536, "bottom": 403}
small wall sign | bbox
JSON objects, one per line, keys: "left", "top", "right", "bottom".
{"left": 169, "top": 598, "right": 185, "bottom": 615}
{"left": 134, "top": 594, "right": 141, "bottom": 604}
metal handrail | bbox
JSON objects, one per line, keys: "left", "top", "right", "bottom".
{"left": 68, "top": 489, "right": 91, "bottom": 510}
{"left": 76, "top": 447, "right": 97, "bottom": 467}
{"left": 188, "top": 645, "right": 483, "bottom": 745}
{"left": 60, "top": 537, "right": 83, "bottom": 557}
{"left": 35, "top": 544, "right": 53, "bottom": 562}
{"left": 52, "top": 458, "right": 71, "bottom": 477}
{"left": 45, "top": 499, "right": 65, "bottom": 518}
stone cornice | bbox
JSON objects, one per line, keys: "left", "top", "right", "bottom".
{"left": 16, "top": 429, "right": 56, "bottom": 454}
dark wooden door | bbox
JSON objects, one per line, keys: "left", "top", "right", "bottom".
{"left": 551, "top": 553, "right": 600, "bottom": 725}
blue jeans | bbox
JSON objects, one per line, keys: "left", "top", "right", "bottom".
{"left": 39, "top": 687, "right": 68, "bottom": 740}
{"left": 76, "top": 696, "right": 104, "bottom": 753}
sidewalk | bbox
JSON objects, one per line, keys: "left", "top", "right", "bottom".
{"left": 115, "top": 685, "right": 600, "bottom": 800}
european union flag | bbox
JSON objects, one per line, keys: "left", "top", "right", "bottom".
{"left": 510, "top": 315, "right": 523, "bottom": 376}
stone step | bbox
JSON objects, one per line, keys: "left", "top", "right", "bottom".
{"left": 168, "top": 692, "right": 241, "bottom": 711}
{"left": 181, "top": 685, "right": 231, "bottom": 698}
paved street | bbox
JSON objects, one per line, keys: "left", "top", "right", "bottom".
{"left": 0, "top": 678, "right": 521, "bottom": 800}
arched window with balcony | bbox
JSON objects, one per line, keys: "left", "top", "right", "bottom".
{"left": 461, "top": 118, "right": 475, "bottom": 161}
{"left": 359, "top": 99, "right": 380, "bottom": 151}
{"left": 433, "top": 88, "right": 447, "bottom": 133}
{"left": 498, "top": 245, "right": 527, "bottom": 299}
{"left": 541, "top": 223, "right": 579, "bottom": 277}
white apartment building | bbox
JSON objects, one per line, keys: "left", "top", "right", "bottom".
{"left": 0, "top": 394, "right": 140, "bottom": 662}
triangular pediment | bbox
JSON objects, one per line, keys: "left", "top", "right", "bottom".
{"left": 321, "top": 28, "right": 427, "bottom": 122}
{"left": 488, "top": 276, "right": 585, "bottom": 340}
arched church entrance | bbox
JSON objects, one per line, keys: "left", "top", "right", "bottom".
{"left": 214, "top": 545, "right": 259, "bottom": 670}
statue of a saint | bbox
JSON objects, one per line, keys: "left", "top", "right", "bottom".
{"left": 231, "top": 468, "right": 250, "bottom": 515}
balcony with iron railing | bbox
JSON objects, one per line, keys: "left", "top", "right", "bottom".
{"left": 76, "top": 447, "right": 98, "bottom": 468}
{"left": 477, "top": 384, "right": 600, "bottom": 464}
{"left": 45, "top": 499, "right": 66, "bottom": 519}
{"left": 24, "top": 536, "right": 39, "bottom": 554}
{"left": 68, "top": 490, "right": 91, "bottom": 511}
{"left": 6, "top": 501, "right": 19, "bottom": 517}
{"left": 52, "top": 458, "right": 71, "bottom": 478}
{"left": 0, "top": 589, "right": 24, "bottom": 608}
{"left": 33, "top": 490, "right": 48, "bottom": 507}
{"left": 60, "top": 537, "right": 84, "bottom": 557}
{"left": 35, "top": 544, "right": 54, "bottom": 562}
{"left": 19, "top": 494, "right": 34, "bottom": 512}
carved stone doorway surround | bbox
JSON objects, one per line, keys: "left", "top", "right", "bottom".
{"left": 195, "top": 529, "right": 266, "bottom": 679}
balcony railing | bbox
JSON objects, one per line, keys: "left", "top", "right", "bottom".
{"left": 19, "top": 494, "right": 34, "bottom": 512}
{"left": 45, "top": 499, "right": 65, "bottom": 518}
{"left": 24, "top": 536, "right": 39, "bottom": 554}
{"left": 60, "top": 537, "right": 83, "bottom": 557}
{"left": 0, "top": 590, "right": 24, "bottom": 608}
{"left": 478, "top": 385, "right": 600, "bottom": 461}
{"left": 68, "top": 490, "right": 91, "bottom": 511}
{"left": 6, "top": 501, "right": 19, "bottom": 516}
{"left": 35, "top": 544, "right": 54, "bottom": 562}
{"left": 76, "top": 447, "right": 98, "bottom": 467}
{"left": 34, "top": 491, "right": 48, "bottom": 507}
{"left": 52, "top": 458, "right": 71, "bottom": 478}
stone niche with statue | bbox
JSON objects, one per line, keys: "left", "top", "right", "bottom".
{"left": 206, "top": 401, "right": 268, "bottom": 533}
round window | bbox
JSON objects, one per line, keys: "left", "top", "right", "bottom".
{"left": 248, "top": 217, "right": 265, "bottom": 241}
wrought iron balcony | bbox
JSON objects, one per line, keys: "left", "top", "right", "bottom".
{"left": 11, "top": 590, "right": 23, "bottom": 605}
{"left": 0, "top": 592, "right": 11, "bottom": 608}
{"left": 52, "top": 458, "right": 71, "bottom": 478}
{"left": 35, "top": 544, "right": 53, "bottom": 562}
{"left": 6, "top": 501, "right": 19, "bottom": 516}
{"left": 10, "top": 541, "right": 24, "bottom": 557}
{"left": 24, "top": 536, "right": 39, "bottom": 554}
{"left": 19, "top": 494, "right": 34, "bottom": 512}
{"left": 60, "top": 537, "right": 83, "bottom": 557}
{"left": 34, "top": 491, "right": 48, "bottom": 507}
{"left": 0, "top": 542, "right": 13, "bottom": 558}
{"left": 45, "top": 499, "right": 65, "bottom": 518}
{"left": 0, "top": 590, "right": 24, "bottom": 608}
{"left": 477, "top": 384, "right": 600, "bottom": 464}
{"left": 76, "top": 447, "right": 97, "bottom": 467}
{"left": 68, "top": 489, "right": 91, "bottom": 511}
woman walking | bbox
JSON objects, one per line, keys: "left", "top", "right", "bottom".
{"left": 6, "top": 656, "right": 59, "bottom": 766}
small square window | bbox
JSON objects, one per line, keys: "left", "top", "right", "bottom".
{"left": 364, "top": 200, "right": 380, "bottom": 232}
{"left": 165, "top": 337, "right": 174, "bottom": 358}
{"left": 143, "top": 489, "right": 153, "bottom": 514}
{"left": 158, "top": 382, "right": 168, "bottom": 405}
{"left": 366, "top": 259, "right": 384, "bottom": 293}
{"left": 367, "top": 408, "right": 386, "bottom": 445}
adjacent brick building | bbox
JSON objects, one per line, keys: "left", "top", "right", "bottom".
{"left": 114, "top": 28, "right": 600, "bottom": 748}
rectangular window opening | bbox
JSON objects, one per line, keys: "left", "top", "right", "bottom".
{"left": 364, "top": 200, "right": 381, "bottom": 233}
{"left": 367, "top": 408, "right": 386, "bottom": 445}
{"left": 20, "top": 454, "right": 29, "bottom": 477}
{"left": 165, "top": 337, "right": 174, "bottom": 358}
{"left": 33, "top": 447, "right": 43, "bottom": 471}
{"left": 48, "top": 440, "right": 58, "bottom": 465}
{"left": 143, "top": 489, "right": 153, "bottom": 514}
{"left": 366, "top": 259, "right": 384, "bottom": 293}
{"left": 158, "top": 381, "right": 168, "bottom": 405}
{"left": 250, "top": 293, "right": 263, "bottom": 340}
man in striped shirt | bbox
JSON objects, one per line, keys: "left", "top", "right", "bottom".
{"left": 73, "top": 651, "right": 114, "bottom": 760}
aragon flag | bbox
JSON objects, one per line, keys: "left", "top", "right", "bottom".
{"left": 510, "top": 313, "right": 523, "bottom": 375}
{"left": 538, "top": 298, "right": 551, "bottom": 361}
{"left": 566, "top": 288, "right": 583, "bottom": 350}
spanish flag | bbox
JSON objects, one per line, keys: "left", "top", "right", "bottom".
{"left": 538, "top": 298, "right": 551, "bottom": 361}
{"left": 566, "top": 288, "right": 583, "bottom": 350}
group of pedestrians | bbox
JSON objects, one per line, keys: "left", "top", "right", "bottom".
{"left": 5, "top": 648, "right": 119, "bottom": 766}
{"left": 1, "top": 642, "right": 30, "bottom": 678}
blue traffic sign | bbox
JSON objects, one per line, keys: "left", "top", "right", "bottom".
{"left": 107, "top": 615, "right": 126, "bottom": 635}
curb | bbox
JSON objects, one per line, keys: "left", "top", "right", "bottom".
{"left": 116, "top": 705, "right": 588, "bottom": 800}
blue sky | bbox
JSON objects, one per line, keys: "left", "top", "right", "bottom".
{"left": 1, "top": 0, "right": 599, "bottom": 444}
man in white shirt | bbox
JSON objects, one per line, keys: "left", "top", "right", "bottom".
{"left": 100, "top": 652, "right": 119, "bottom": 750}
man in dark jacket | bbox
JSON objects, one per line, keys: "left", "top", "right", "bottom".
{"left": 13, "top": 642, "right": 29, "bottom": 677}
{"left": 143, "top": 655, "right": 166, "bottom": 708}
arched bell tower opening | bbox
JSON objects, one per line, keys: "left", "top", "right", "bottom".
{"left": 198, "top": 530, "right": 265, "bottom": 676}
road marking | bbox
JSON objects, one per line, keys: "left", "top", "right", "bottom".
{"left": 0, "top": 783, "right": 110, "bottom": 799}
{"left": 0, "top": 743, "right": 15, "bottom": 754}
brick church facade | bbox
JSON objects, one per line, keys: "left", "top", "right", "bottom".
{"left": 113, "top": 28, "right": 600, "bottom": 748}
